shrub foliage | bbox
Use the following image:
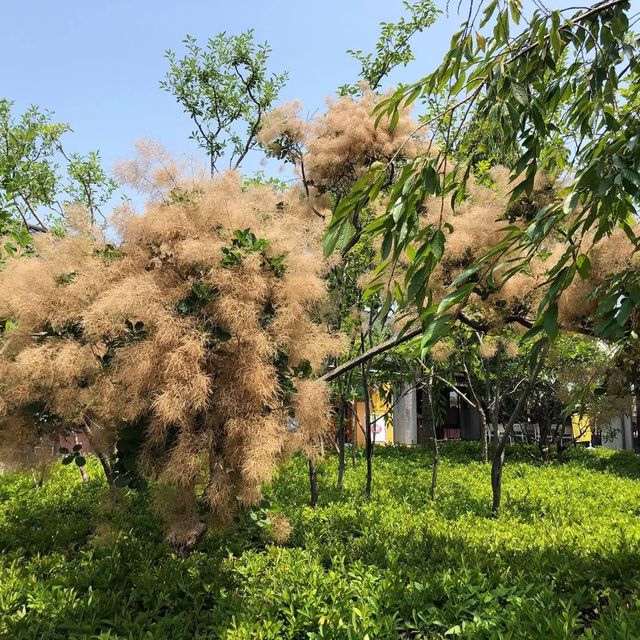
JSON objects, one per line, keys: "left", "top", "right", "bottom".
{"left": 2, "top": 444, "right": 640, "bottom": 638}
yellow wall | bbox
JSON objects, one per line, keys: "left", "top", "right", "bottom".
{"left": 353, "top": 388, "right": 393, "bottom": 446}
{"left": 571, "top": 414, "right": 592, "bottom": 443}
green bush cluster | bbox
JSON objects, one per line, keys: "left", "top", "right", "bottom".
{"left": 2, "top": 444, "right": 640, "bottom": 638}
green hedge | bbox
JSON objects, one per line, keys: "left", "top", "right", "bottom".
{"left": 2, "top": 443, "right": 640, "bottom": 638}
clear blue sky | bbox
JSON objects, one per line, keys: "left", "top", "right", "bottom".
{"left": 0, "top": 0, "right": 465, "bottom": 178}
{"left": 2, "top": 0, "right": 637, "bottom": 180}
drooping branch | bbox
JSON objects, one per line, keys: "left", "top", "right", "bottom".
{"left": 320, "top": 308, "right": 595, "bottom": 384}
{"left": 320, "top": 326, "right": 422, "bottom": 382}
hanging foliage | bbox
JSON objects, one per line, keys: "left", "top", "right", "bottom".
{"left": 0, "top": 143, "right": 342, "bottom": 539}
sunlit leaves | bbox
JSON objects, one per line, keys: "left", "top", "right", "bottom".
{"left": 161, "top": 31, "right": 288, "bottom": 173}
{"left": 327, "top": 0, "right": 638, "bottom": 363}
{"left": 340, "top": 0, "right": 439, "bottom": 95}
{"left": 0, "top": 99, "right": 116, "bottom": 253}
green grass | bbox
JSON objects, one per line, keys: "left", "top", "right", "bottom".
{"left": 2, "top": 443, "right": 640, "bottom": 638}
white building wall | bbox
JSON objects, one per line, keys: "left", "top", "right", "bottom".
{"left": 603, "top": 414, "right": 633, "bottom": 450}
{"left": 393, "top": 382, "right": 418, "bottom": 444}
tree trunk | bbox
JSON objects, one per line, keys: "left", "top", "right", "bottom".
{"left": 361, "top": 361, "right": 373, "bottom": 500}
{"left": 337, "top": 399, "right": 347, "bottom": 490}
{"left": 634, "top": 386, "right": 639, "bottom": 449}
{"left": 556, "top": 418, "right": 568, "bottom": 460}
{"left": 491, "top": 347, "right": 503, "bottom": 449}
{"left": 491, "top": 446, "right": 506, "bottom": 513}
{"left": 308, "top": 455, "right": 318, "bottom": 507}
{"left": 462, "top": 359, "right": 488, "bottom": 463}
{"left": 81, "top": 422, "right": 116, "bottom": 490}
{"left": 96, "top": 451, "right": 116, "bottom": 492}
{"left": 78, "top": 465, "right": 89, "bottom": 485}
{"left": 478, "top": 409, "right": 489, "bottom": 464}
{"left": 32, "top": 471, "right": 43, "bottom": 489}
{"left": 423, "top": 373, "right": 439, "bottom": 500}
{"left": 538, "top": 418, "right": 551, "bottom": 461}
{"left": 491, "top": 344, "right": 549, "bottom": 515}
{"left": 73, "top": 434, "right": 89, "bottom": 485}
{"left": 351, "top": 413, "right": 357, "bottom": 468}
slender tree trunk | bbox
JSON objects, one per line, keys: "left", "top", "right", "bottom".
{"left": 479, "top": 410, "right": 489, "bottom": 463}
{"left": 32, "top": 471, "right": 43, "bottom": 489}
{"left": 556, "top": 417, "right": 568, "bottom": 460}
{"left": 539, "top": 417, "right": 551, "bottom": 461}
{"left": 491, "top": 348, "right": 503, "bottom": 448}
{"left": 491, "top": 447, "right": 506, "bottom": 514}
{"left": 429, "top": 376, "right": 440, "bottom": 500}
{"left": 308, "top": 455, "right": 318, "bottom": 507}
{"left": 422, "top": 372, "right": 440, "bottom": 500}
{"left": 96, "top": 451, "right": 115, "bottom": 490}
{"left": 81, "top": 422, "right": 115, "bottom": 489}
{"left": 634, "top": 386, "right": 640, "bottom": 450}
{"left": 462, "top": 359, "right": 488, "bottom": 463}
{"left": 337, "top": 398, "right": 347, "bottom": 490}
{"left": 361, "top": 360, "right": 373, "bottom": 500}
{"left": 74, "top": 434, "right": 89, "bottom": 485}
{"left": 78, "top": 465, "right": 89, "bottom": 485}
{"left": 351, "top": 411, "right": 357, "bottom": 468}
{"left": 491, "top": 345, "right": 549, "bottom": 515}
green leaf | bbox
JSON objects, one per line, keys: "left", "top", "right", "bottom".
{"left": 451, "top": 266, "right": 481, "bottom": 287}
{"left": 407, "top": 265, "right": 429, "bottom": 303}
{"left": 576, "top": 254, "right": 591, "bottom": 280}
{"left": 543, "top": 303, "right": 558, "bottom": 339}
{"left": 550, "top": 13, "right": 562, "bottom": 56}
{"left": 509, "top": 0, "right": 522, "bottom": 24}
{"left": 431, "top": 229, "right": 445, "bottom": 261}
{"left": 437, "top": 282, "right": 475, "bottom": 314}
{"left": 389, "top": 108, "right": 400, "bottom": 132}
{"left": 480, "top": 0, "right": 498, "bottom": 28}
{"left": 512, "top": 83, "right": 529, "bottom": 106}
{"left": 422, "top": 162, "right": 439, "bottom": 195}
{"left": 421, "top": 314, "right": 452, "bottom": 356}
{"left": 404, "top": 85, "right": 422, "bottom": 107}
{"left": 114, "top": 475, "right": 131, "bottom": 489}
{"left": 563, "top": 191, "right": 579, "bottom": 214}
{"left": 616, "top": 297, "right": 634, "bottom": 327}
{"left": 323, "top": 221, "right": 345, "bottom": 257}
{"left": 75, "top": 456, "right": 86, "bottom": 467}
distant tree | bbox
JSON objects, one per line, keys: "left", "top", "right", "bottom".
{"left": 0, "top": 100, "right": 69, "bottom": 233}
{"left": 62, "top": 150, "right": 117, "bottom": 226}
{"left": 0, "top": 99, "right": 116, "bottom": 258}
{"left": 161, "top": 31, "right": 288, "bottom": 176}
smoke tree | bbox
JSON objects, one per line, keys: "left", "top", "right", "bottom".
{"left": 259, "top": 89, "right": 429, "bottom": 498}
{"left": 0, "top": 143, "right": 342, "bottom": 543}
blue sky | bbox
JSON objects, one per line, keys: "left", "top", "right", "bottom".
{"left": 2, "top": 0, "right": 637, "bottom": 183}
{"left": 0, "top": 0, "right": 464, "bottom": 179}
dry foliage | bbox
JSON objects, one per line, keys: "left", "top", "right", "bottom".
{"left": 259, "top": 89, "right": 426, "bottom": 199}
{"left": 0, "top": 143, "right": 342, "bottom": 532}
